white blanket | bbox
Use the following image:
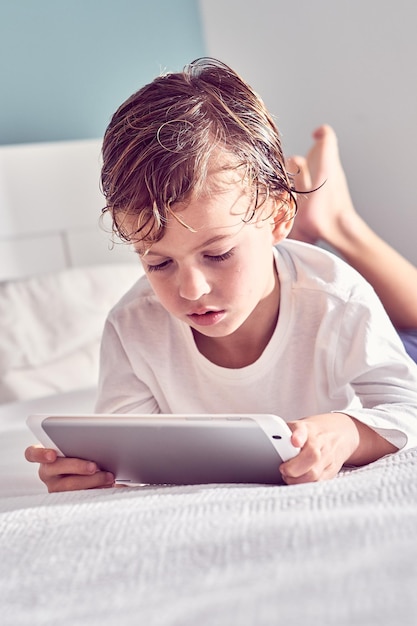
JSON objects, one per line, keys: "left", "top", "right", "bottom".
{"left": 1, "top": 443, "right": 417, "bottom": 626}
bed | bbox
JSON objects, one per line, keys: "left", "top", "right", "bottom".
{"left": 1, "top": 140, "right": 417, "bottom": 626}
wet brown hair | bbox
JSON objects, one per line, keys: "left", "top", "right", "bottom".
{"left": 101, "top": 57, "right": 296, "bottom": 244}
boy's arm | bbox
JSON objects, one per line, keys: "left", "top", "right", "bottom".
{"left": 279, "top": 413, "right": 397, "bottom": 485}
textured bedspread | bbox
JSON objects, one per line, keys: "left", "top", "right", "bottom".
{"left": 1, "top": 447, "right": 417, "bottom": 626}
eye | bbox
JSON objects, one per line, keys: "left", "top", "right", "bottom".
{"left": 206, "top": 249, "right": 235, "bottom": 263}
{"left": 146, "top": 259, "right": 172, "bottom": 273}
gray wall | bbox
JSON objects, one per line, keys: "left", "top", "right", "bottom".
{"left": 200, "top": 0, "right": 417, "bottom": 265}
{"left": 0, "top": 0, "right": 205, "bottom": 145}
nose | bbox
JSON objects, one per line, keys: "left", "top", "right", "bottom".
{"left": 178, "top": 265, "right": 211, "bottom": 301}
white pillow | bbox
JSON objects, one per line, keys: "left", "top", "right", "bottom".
{"left": 0, "top": 263, "right": 142, "bottom": 404}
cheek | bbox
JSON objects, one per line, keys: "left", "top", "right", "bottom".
{"left": 146, "top": 275, "right": 176, "bottom": 307}
{"left": 225, "top": 262, "right": 254, "bottom": 297}
{"left": 231, "top": 248, "right": 274, "bottom": 297}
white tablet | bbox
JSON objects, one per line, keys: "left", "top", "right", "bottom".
{"left": 27, "top": 413, "right": 299, "bottom": 485}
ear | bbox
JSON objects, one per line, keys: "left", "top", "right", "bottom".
{"left": 270, "top": 197, "right": 297, "bottom": 245}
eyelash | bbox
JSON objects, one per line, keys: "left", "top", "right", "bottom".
{"left": 146, "top": 249, "right": 235, "bottom": 273}
{"left": 146, "top": 260, "right": 171, "bottom": 273}
{"left": 206, "top": 249, "right": 235, "bottom": 263}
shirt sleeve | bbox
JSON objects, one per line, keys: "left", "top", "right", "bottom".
{"left": 330, "top": 282, "right": 417, "bottom": 449}
{"left": 95, "top": 318, "right": 160, "bottom": 415}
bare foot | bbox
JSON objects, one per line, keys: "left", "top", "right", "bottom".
{"left": 287, "top": 125, "right": 357, "bottom": 247}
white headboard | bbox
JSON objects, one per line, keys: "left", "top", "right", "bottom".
{"left": 0, "top": 138, "right": 135, "bottom": 281}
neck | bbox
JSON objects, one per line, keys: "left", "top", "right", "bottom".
{"left": 193, "top": 272, "right": 280, "bottom": 368}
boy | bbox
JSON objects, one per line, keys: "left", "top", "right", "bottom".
{"left": 26, "top": 58, "right": 417, "bottom": 492}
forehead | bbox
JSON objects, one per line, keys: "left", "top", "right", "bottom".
{"left": 134, "top": 174, "right": 253, "bottom": 257}
{"left": 128, "top": 150, "right": 256, "bottom": 255}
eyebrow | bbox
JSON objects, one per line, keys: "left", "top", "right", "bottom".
{"left": 138, "top": 233, "right": 234, "bottom": 258}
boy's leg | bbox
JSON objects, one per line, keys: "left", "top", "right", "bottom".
{"left": 287, "top": 124, "right": 358, "bottom": 248}
{"left": 288, "top": 124, "right": 417, "bottom": 332}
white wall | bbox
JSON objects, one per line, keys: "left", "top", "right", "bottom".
{"left": 200, "top": 0, "right": 417, "bottom": 265}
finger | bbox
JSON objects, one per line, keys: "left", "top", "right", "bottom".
{"left": 280, "top": 440, "right": 323, "bottom": 481}
{"left": 39, "top": 456, "right": 99, "bottom": 480}
{"left": 46, "top": 471, "right": 115, "bottom": 493}
{"left": 287, "top": 421, "right": 308, "bottom": 449}
{"left": 281, "top": 459, "right": 337, "bottom": 485}
{"left": 282, "top": 471, "right": 313, "bottom": 486}
{"left": 281, "top": 455, "right": 323, "bottom": 484}
{"left": 25, "top": 445, "right": 57, "bottom": 464}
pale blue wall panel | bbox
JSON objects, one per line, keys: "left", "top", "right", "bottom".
{"left": 0, "top": 0, "right": 205, "bottom": 144}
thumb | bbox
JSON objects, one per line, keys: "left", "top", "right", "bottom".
{"left": 287, "top": 420, "right": 308, "bottom": 449}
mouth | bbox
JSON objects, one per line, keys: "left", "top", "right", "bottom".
{"left": 187, "top": 309, "right": 226, "bottom": 327}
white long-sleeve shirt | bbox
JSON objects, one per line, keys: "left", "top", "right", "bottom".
{"left": 96, "top": 240, "right": 417, "bottom": 450}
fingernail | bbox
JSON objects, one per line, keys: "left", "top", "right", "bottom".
{"left": 45, "top": 451, "right": 55, "bottom": 462}
{"left": 87, "top": 462, "right": 97, "bottom": 473}
{"left": 106, "top": 473, "right": 115, "bottom": 484}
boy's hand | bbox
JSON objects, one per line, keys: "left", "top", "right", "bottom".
{"left": 279, "top": 412, "right": 396, "bottom": 485}
{"left": 25, "top": 445, "right": 115, "bottom": 493}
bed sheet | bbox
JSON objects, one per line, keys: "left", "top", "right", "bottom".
{"left": 1, "top": 391, "right": 417, "bottom": 625}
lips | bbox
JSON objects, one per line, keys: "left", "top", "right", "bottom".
{"left": 187, "top": 309, "right": 226, "bottom": 327}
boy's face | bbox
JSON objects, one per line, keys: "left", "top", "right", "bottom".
{"left": 133, "top": 162, "right": 290, "bottom": 347}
